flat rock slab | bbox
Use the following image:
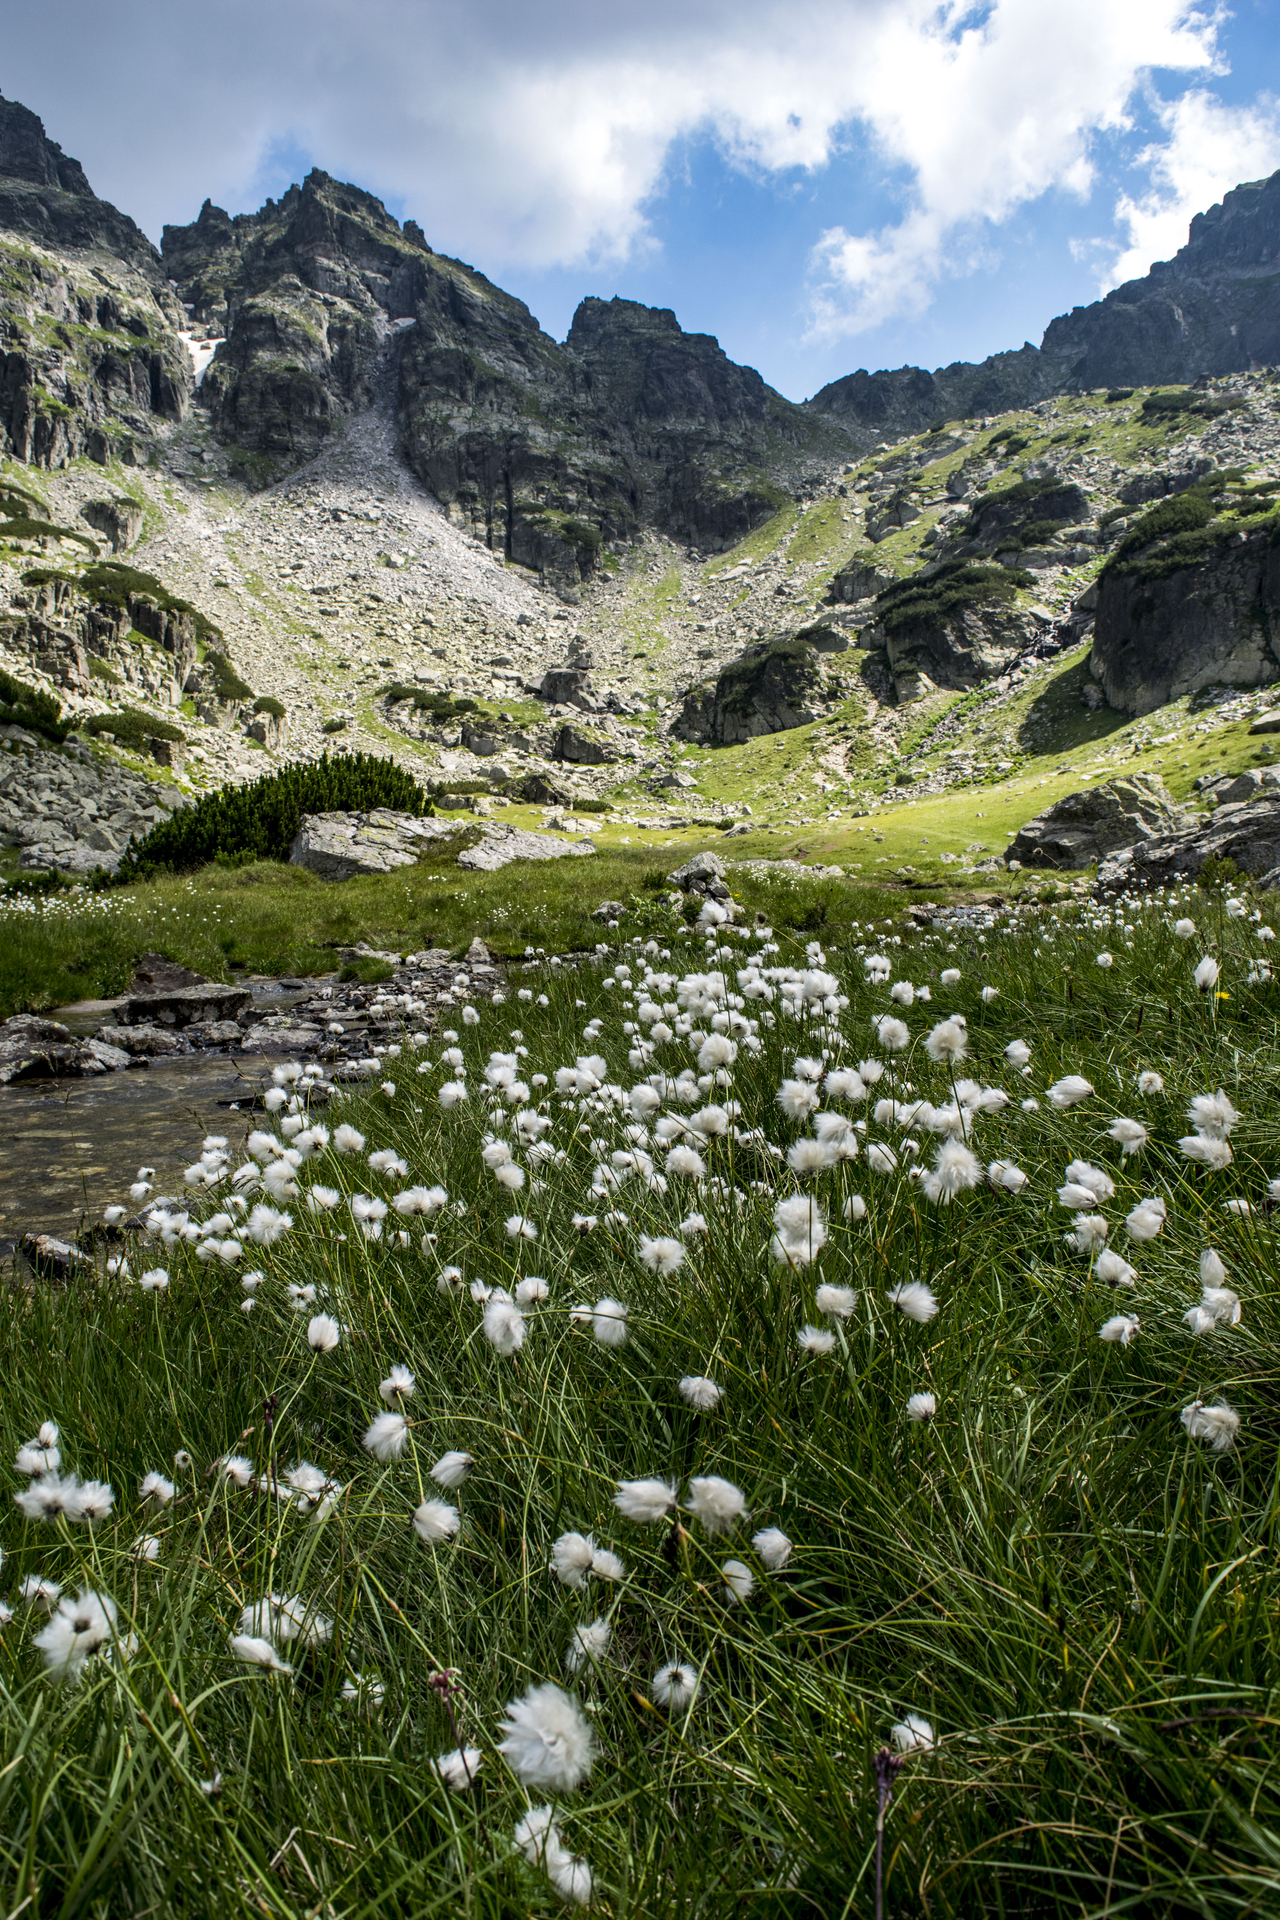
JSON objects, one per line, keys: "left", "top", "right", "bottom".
{"left": 290, "top": 810, "right": 458, "bottom": 881}
{"left": 456, "top": 825, "right": 596, "bottom": 872}
{"left": 0, "top": 1014, "right": 133, "bottom": 1082}
{"left": 20, "top": 1232, "right": 85, "bottom": 1280}
{"left": 239, "top": 1020, "right": 324, "bottom": 1053}
{"left": 1007, "top": 775, "right": 1190, "bottom": 870}
{"left": 1099, "top": 791, "right": 1280, "bottom": 890}
{"left": 122, "top": 983, "right": 251, "bottom": 1028}
{"left": 97, "top": 1023, "right": 192, "bottom": 1057}
{"left": 130, "top": 951, "right": 210, "bottom": 992}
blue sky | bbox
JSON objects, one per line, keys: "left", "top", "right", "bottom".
{"left": 8, "top": 1, "right": 1280, "bottom": 399}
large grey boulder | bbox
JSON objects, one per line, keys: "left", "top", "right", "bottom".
{"left": 668, "top": 850, "right": 731, "bottom": 901}
{"left": 673, "top": 638, "right": 829, "bottom": 746}
{"left": 1090, "top": 524, "right": 1280, "bottom": 715}
{"left": 121, "top": 982, "right": 251, "bottom": 1028}
{"left": 552, "top": 723, "right": 618, "bottom": 765}
{"left": 538, "top": 666, "right": 595, "bottom": 708}
{"left": 289, "top": 810, "right": 456, "bottom": 881}
{"left": 0, "top": 1014, "right": 132, "bottom": 1081}
{"left": 1007, "top": 775, "right": 1190, "bottom": 870}
{"left": 456, "top": 825, "right": 596, "bottom": 872}
{"left": 1098, "top": 790, "right": 1280, "bottom": 890}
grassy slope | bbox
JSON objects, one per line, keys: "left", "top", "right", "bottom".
{"left": 0, "top": 899, "right": 1278, "bottom": 1913}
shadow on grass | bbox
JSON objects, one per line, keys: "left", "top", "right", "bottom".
{"left": 1017, "top": 653, "right": 1128, "bottom": 758}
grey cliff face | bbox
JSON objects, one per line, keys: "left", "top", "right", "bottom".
{"left": 161, "top": 177, "right": 847, "bottom": 579}
{"left": 0, "top": 98, "right": 190, "bottom": 466}
{"left": 0, "top": 94, "right": 160, "bottom": 270}
{"left": 1091, "top": 525, "right": 1280, "bottom": 716}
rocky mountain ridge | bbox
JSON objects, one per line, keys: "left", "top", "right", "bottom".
{"left": 810, "top": 168, "right": 1280, "bottom": 438}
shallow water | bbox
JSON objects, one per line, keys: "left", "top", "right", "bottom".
{"left": 0, "top": 1052, "right": 285, "bottom": 1241}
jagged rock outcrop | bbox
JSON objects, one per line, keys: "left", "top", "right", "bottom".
{"left": 0, "top": 98, "right": 191, "bottom": 466}
{"left": 674, "top": 636, "right": 831, "bottom": 745}
{"left": 80, "top": 497, "right": 144, "bottom": 552}
{"left": 808, "top": 167, "right": 1280, "bottom": 436}
{"left": 0, "top": 572, "right": 202, "bottom": 706}
{"left": 0, "top": 95, "right": 158, "bottom": 268}
{"left": 865, "top": 601, "right": 1032, "bottom": 702}
{"left": 1007, "top": 775, "right": 1191, "bottom": 869}
{"left": 1097, "top": 789, "right": 1280, "bottom": 890}
{"left": 163, "top": 172, "right": 845, "bottom": 573}
{"left": 163, "top": 173, "right": 429, "bottom": 461}
{"left": 1091, "top": 519, "right": 1280, "bottom": 716}
{"left": 0, "top": 1013, "right": 130, "bottom": 1082}
{"left": 0, "top": 737, "right": 186, "bottom": 876}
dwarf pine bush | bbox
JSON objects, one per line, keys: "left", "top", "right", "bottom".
{"left": 114, "top": 752, "right": 430, "bottom": 879}
{"left": 0, "top": 885, "right": 1278, "bottom": 1914}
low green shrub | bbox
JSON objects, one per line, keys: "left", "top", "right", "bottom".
{"left": 21, "top": 561, "right": 222, "bottom": 644}
{"left": 875, "top": 562, "right": 1034, "bottom": 636}
{"left": 115, "top": 752, "right": 430, "bottom": 879}
{"left": 84, "top": 708, "right": 184, "bottom": 750}
{"left": 252, "top": 695, "right": 286, "bottom": 720}
{"left": 0, "top": 667, "right": 72, "bottom": 744}
{"left": 0, "top": 515, "right": 99, "bottom": 553}
{"left": 204, "top": 650, "right": 253, "bottom": 703}
{"left": 86, "top": 654, "right": 122, "bottom": 685}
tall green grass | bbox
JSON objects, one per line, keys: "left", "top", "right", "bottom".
{"left": 1, "top": 888, "right": 1278, "bottom": 1915}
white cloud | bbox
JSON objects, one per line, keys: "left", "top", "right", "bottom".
{"left": 805, "top": 0, "right": 1222, "bottom": 337}
{"left": 1105, "top": 88, "right": 1280, "bottom": 287}
{"left": 0, "top": 0, "right": 1256, "bottom": 342}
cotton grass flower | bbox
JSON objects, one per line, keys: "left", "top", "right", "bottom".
{"left": 591, "top": 1297, "right": 629, "bottom": 1347}
{"left": 1096, "top": 1250, "right": 1137, "bottom": 1287}
{"left": 1179, "top": 1133, "right": 1233, "bottom": 1170}
{"left": 432, "top": 1747, "right": 481, "bottom": 1792}
{"left": 497, "top": 1682, "right": 596, "bottom": 1793}
{"left": 891, "top": 1713, "right": 935, "bottom": 1754}
{"left": 679, "top": 1375, "right": 722, "bottom": 1411}
{"left": 686, "top": 1475, "right": 747, "bottom": 1534}
{"left": 925, "top": 1017, "right": 968, "bottom": 1062}
{"left": 484, "top": 1294, "right": 527, "bottom": 1355}
{"left": 752, "top": 1527, "right": 793, "bottom": 1570}
{"left": 362, "top": 1413, "right": 409, "bottom": 1462}
{"left": 565, "top": 1617, "right": 611, "bottom": 1673}
{"left": 887, "top": 1282, "right": 938, "bottom": 1323}
{"left": 652, "top": 1662, "right": 699, "bottom": 1712}
{"left": 306, "top": 1313, "right": 340, "bottom": 1353}
{"left": 1126, "top": 1196, "right": 1166, "bottom": 1241}
{"left": 1005, "top": 1039, "right": 1031, "bottom": 1067}
{"left": 1099, "top": 1314, "right": 1140, "bottom": 1346}
{"left": 797, "top": 1324, "right": 836, "bottom": 1356}
{"left": 430, "top": 1450, "right": 473, "bottom": 1488}
{"left": 922, "top": 1139, "right": 982, "bottom": 1205}
{"left": 1067, "top": 1214, "right": 1109, "bottom": 1253}
{"left": 380, "top": 1364, "right": 415, "bottom": 1402}
{"left": 770, "top": 1194, "right": 827, "bottom": 1265}
{"left": 906, "top": 1392, "right": 936, "bottom": 1421}
{"left": 988, "top": 1159, "right": 1028, "bottom": 1192}
{"left": 1108, "top": 1117, "right": 1148, "bottom": 1156}
{"left": 873, "top": 1014, "right": 910, "bottom": 1052}
{"left": 1188, "top": 1091, "right": 1240, "bottom": 1140}
{"left": 1048, "top": 1075, "right": 1093, "bottom": 1109}
{"left": 1180, "top": 1400, "right": 1240, "bottom": 1452}
{"left": 1193, "top": 956, "right": 1220, "bottom": 991}
{"left": 614, "top": 1476, "right": 677, "bottom": 1523}
{"left": 639, "top": 1234, "right": 684, "bottom": 1274}
{"left": 229, "top": 1635, "right": 292, "bottom": 1675}
{"left": 412, "top": 1499, "right": 460, "bottom": 1544}
{"left": 34, "top": 1589, "right": 121, "bottom": 1681}
{"left": 721, "top": 1558, "right": 754, "bottom": 1603}
{"left": 140, "top": 1472, "right": 175, "bottom": 1506}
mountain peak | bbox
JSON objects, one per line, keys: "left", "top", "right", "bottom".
{"left": 0, "top": 93, "right": 157, "bottom": 268}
